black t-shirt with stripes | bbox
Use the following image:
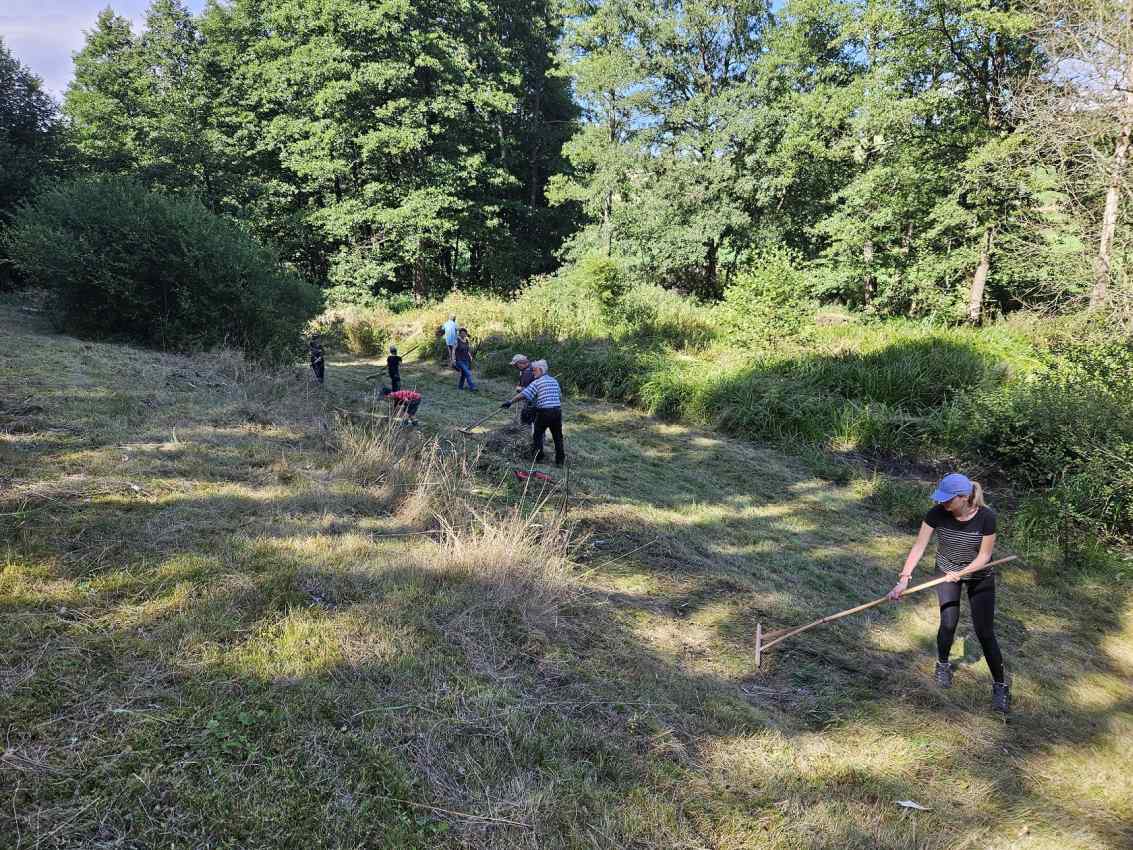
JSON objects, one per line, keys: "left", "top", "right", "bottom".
{"left": 925, "top": 505, "right": 997, "bottom": 578}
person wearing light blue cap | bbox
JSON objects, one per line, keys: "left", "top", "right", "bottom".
{"left": 888, "top": 473, "right": 1010, "bottom": 712}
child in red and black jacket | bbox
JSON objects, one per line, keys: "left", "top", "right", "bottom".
{"left": 380, "top": 387, "right": 422, "bottom": 425}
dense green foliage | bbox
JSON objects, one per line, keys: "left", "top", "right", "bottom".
{"left": 549, "top": 0, "right": 1120, "bottom": 318}
{"left": 0, "top": 38, "right": 64, "bottom": 288}
{"left": 4, "top": 179, "right": 322, "bottom": 360}
{"left": 61, "top": 0, "right": 577, "bottom": 301}
{"left": 23, "top": 0, "right": 1128, "bottom": 317}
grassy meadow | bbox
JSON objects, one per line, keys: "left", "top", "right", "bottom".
{"left": 2, "top": 295, "right": 1132, "bottom": 849}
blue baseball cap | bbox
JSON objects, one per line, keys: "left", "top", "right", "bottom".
{"left": 931, "top": 473, "right": 973, "bottom": 503}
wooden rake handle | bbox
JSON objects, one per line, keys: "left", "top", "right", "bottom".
{"left": 459, "top": 405, "right": 506, "bottom": 433}
{"left": 758, "top": 555, "right": 1019, "bottom": 658}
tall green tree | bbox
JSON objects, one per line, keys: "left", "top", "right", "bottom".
{"left": 812, "top": 0, "right": 1040, "bottom": 319}
{"left": 554, "top": 0, "right": 772, "bottom": 298}
{"left": 64, "top": 9, "right": 147, "bottom": 175}
{"left": 0, "top": 37, "right": 64, "bottom": 287}
{"left": 550, "top": 0, "right": 651, "bottom": 259}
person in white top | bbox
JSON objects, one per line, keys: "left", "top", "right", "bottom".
{"left": 441, "top": 315, "right": 458, "bottom": 365}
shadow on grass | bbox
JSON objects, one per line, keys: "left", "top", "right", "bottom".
{"left": 3, "top": 330, "right": 1131, "bottom": 848}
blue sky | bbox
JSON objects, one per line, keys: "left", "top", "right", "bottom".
{"left": 1, "top": 0, "right": 208, "bottom": 98}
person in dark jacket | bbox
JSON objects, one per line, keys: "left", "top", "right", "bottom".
{"left": 386, "top": 345, "right": 402, "bottom": 392}
{"left": 453, "top": 328, "right": 477, "bottom": 391}
{"left": 309, "top": 335, "right": 325, "bottom": 385}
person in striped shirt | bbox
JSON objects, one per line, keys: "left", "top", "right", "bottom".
{"left": 888, "top": 473, "right": 1009, "bottom": 712}
{"left": 501, "top": 360, "right": 564, "bottom": 466}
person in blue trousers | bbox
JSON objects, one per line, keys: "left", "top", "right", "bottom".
{"left": 453, "top": 328, "right": 477, "bottom": 391}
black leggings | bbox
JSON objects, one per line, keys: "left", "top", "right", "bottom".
{"left": 936, "top": 572, "right": 1004, "bottom": 683}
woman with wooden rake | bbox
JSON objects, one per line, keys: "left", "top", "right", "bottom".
{"left": 888, "top": 473, "right": 1011, "bottom": 713}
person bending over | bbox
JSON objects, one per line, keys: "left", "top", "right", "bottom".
{"left": 380, "top": 387, "right": 422, "bottom": 426}
{"left": 889, "top": 473, "right": 1010, "bottom": 712}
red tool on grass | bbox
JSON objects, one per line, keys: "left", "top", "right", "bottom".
{"left": 514, "top": 469, "right": 556, "bottom": 483}
{"left": 754, "top": 555, "right": 1018, "bottom": 667}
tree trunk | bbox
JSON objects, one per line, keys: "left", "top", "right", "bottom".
{"left": 704, "top": 238, "right": 719, "bottom": 299}
{"left": 1093, "top": 95, "right": 1133, "bottom": 308}
{"left": 601, "top": 190, "right": 613, "bottom": 256}
{"left": 863, "top": 239, "right": 875, "bottom": 307}
{"left": 441, "top": 245, "right": 454, "bottom": 283}
{"left": 470, "top": 243, "right": 482, "bottom": 286}
{"left": 413, "top": 256, "right": 427, "bottom": 304}
{"left": 968, "top": 225, "right": 996, "bottom": 324}
{"left": 530, "top": 83, "right": 543, "bottom": 208}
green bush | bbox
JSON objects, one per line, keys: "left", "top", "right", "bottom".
{"left": 964, "top": 378, "right": 1133, "bottom": 482}
{"left": 340, "top": 310, "right": 389, "bottom": 356}
{"left": 3, "top": 178, "right": 322, "bottom": 361}
{"left": 567, "top": 253, "right": 628, "bottom": 313}
{"left": 719, "top": 245, "right": 814, "bottom": 339}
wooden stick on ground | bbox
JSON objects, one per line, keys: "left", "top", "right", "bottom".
{"left": 755, "top": 555, "right": 1018, "bottom": 667}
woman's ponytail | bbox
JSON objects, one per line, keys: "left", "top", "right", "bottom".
{"left": 969, "top": 481, "right": 986, "bottom": 508}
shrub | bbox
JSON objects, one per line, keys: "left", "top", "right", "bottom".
{"left": 340, "top": 310, "right": 389, "bottom": 356}
{"left": 511, "top": 273, "right": 608, "bottom": 341}
{"left": 719, "top": 245, "right": 814, "bottom": 339}
{"left": 964, "top": 378, "right": 1133, "bottom": 482}
{"left": 567, "top": 252, "right": 628, "bottom": 312}
{"left": 3, "top": 178, "right": 322, "bottom": 361}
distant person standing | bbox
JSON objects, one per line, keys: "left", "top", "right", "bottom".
{"left": 453, "top": 328, "right": 477, "bottom": 391}
{"left": 510, "top": 353, "right": 535, "bottom": 426}
{"left": 386, "top": 345, "right": 402, "bottom": 392}
{"left": 308, "top": 335, "right": 325, "bottom": 385}
{"left": 442, "top": 314, "right": 458, "bottom": 366}
{"left": 502, "top": 359, "right": 564, "bottom": 466}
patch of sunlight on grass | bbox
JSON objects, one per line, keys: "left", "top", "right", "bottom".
{"left": 1022, "top": 719, "right": 1133, "bottom": 833}
{"left": 604, "top": 570, "right": 659, "bottom": 595}
{"left": 1063, "top": 672, "right": 1129, "bottom": 712}
{"left": 106, "top": 580, "right": 198, "bottom": 629}
{"left": 204, "top": 608, "right": 404, "bottom": 681}
{"left": 867, "top": 598, "right": 941, "bottom": 652}
{"left": 0, "top": 563, "right": 80, "bottom": 606}
{"left": 272, "top": 532, "right": 382, "bottom": 563}
{"left": 1101, "top": 601, "right": 1133, "bottom": 675}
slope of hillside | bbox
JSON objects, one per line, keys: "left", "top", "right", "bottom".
{"left": 2, "top": 301, "right": 1131, "bottom": 849}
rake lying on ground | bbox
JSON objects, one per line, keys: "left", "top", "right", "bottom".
{"left": 754, "top": 555, "right": 1018, "bottom": 667}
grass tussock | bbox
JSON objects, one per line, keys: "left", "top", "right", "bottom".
{"left": 332, "top": 408, "right": 578, "bottom": 624}
{"left": 437, "top": 503, "right": 578, "bottom": 626}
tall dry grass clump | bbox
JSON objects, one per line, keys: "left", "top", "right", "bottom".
{"left": 332, "top": 414, "right": 578, "bottom": 622}
{"left": 436, "top": 501, "right": 578, "bottom": 625}
{"left": 333, "top": 409, "right": 422, "bottom": 507}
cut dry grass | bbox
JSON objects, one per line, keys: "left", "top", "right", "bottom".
{"left": 2, "top": 297, "right": 1132, "bottom": 849}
